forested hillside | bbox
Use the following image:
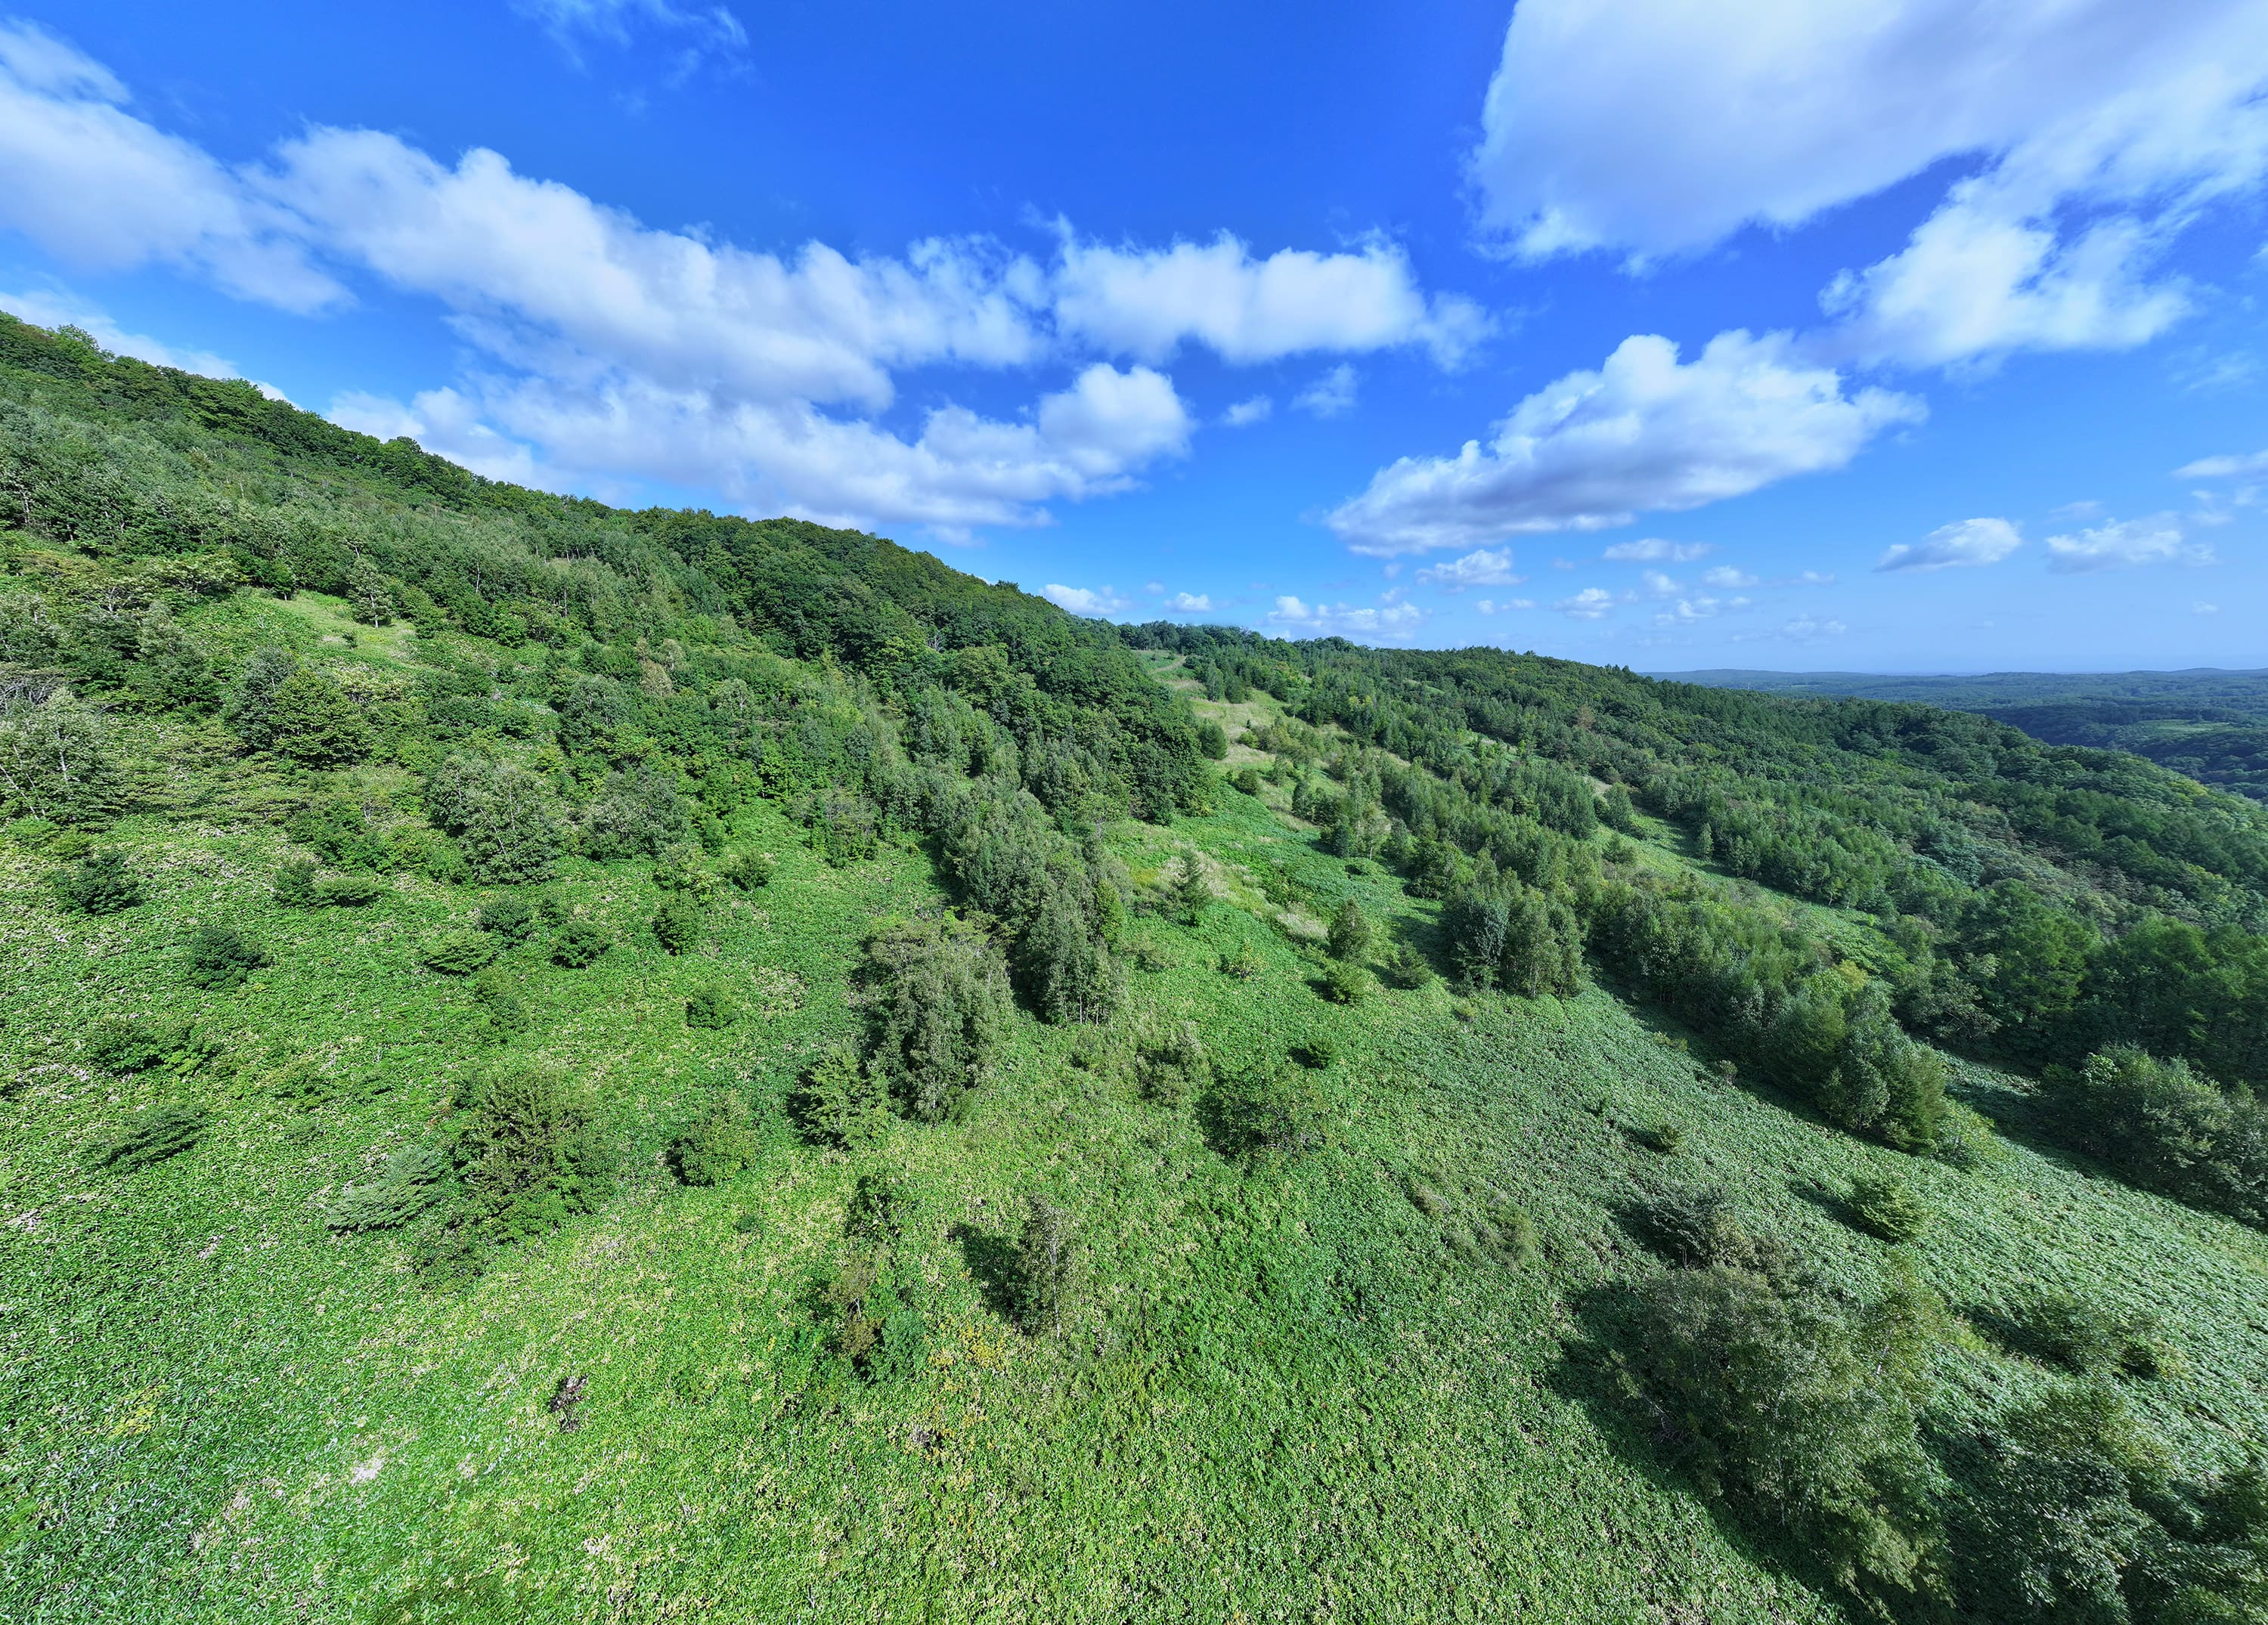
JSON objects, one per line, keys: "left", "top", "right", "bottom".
{"left": 1675, "top": 667, "right": 2268, "bottom": 803}
{"left": 5, "top": 311, "right": 2266, "bottom": 1624}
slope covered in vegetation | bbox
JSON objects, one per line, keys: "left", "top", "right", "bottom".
{"left": 4, "top": 314, "right": 2266, "bottom": 1623}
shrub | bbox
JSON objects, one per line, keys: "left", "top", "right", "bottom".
{"left": 1012, "top": 1196, "right": 1081, "bottom": 1335}
{"left": 450, "top": 1066, "right": 612, "bottom": 1242}
{"left": 672, "top": 1091, "right": 760, "bottom": 1186}
{"left": 478, "top": 892, "right": 538, "bottom": 942}
{"left": 1932, "top": 1099, "right": 2006, "bottom": 1172}
{"left": 790, "top": 1045, "right": 890, "bottom": 1149}
{"left": 86, "top": 1017, "right": 181, "bottom": 1076}
{"left": 1231, "top": 766, "right": 1263, "bottom": 796}
{"left": 1294, "top": 1036, "right": 1337, "bottom": 1069}
{"left": 2002, "top": 1292, "right": 2179, "bottom": 1378}
{"left": 1848, "top": 1172, "right": 1930, "bottom": 1242}
{"left": 1136, "top": 1020, "right": 1210, "bottom": 1106}
{"left": 1207, "top": 1063, "right": 1332, "bottom": 1165}
{"left": 863, "top": 918, "right": 1012, "bottom": 1123}
{"left": 1620, "top": 1259, "right": 1947, "bottom": 1602}
{"left": 652, "top": 893, "right": 703, "bottom": 955}
{"left": 845, "top": 1171, "right": 908, "bottom": 1240}
{"left": 684, "top": 983, "right": 739, "bottom": 1029}
{"left": 472, "top": 967, "right": 527, "bottom": 1035}
{"left": 327, "top": 1145, "right": 451, "bottom": 1232}
{"left": 290, "top": 796, "right": 390, "bottom": 870}
{"left": 54, "top": 850, "right": 141, "bottom": 915}
{"left": 720, "top": 849, "right": 774, "bottom": 890}
{"left": 814, "top": 1249, "right": 927, "bottom": 1382}
{"left": 1016, "top": 878, "right": 1122, "bottom": 1026}
{"left": 273, "top": 858, "right": 318, "bottom": 907}
{"left": 1218, "top": 940, "right": 1261, "bottom": 980}
{"left": 423, "top": 930, "right": 498, "bottom": 977}
{"left": 314, "top": 872, "right": 386, "bottom": 907}
{"left": 99, "top": 1101, "right": 210, "bottom": 1170}
{"left": 1630, "top": 1184, "right": 1766, "bottom": 1271}
{"left": 550, "top": 917, "right": 611, "bottom": 967}
{"left": 1195, "top": 720, "right": 1228, "bottom": 760}
{"left": 184, "top": 924, "right": 268, "bottom": 989}
{"left": 1321, "top": 958, "right": 1372, "bottom": 1004}
{"left": 1639, "top": 1120, "right": 1686, "bottom": 1154}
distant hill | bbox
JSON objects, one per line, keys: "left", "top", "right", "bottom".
{"left": 1662, "top": 668, "right": 2268, "bottom": 801}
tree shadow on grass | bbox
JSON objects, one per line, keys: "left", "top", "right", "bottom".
{"left": 948, "top": 1221, "right": 1020, "bottom": 1323}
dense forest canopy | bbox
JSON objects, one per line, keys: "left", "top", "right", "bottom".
{"left": 5, "top": 311, "right": 2266, "bottom": 1623}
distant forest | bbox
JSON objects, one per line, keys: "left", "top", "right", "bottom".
{"left": 1671, "top": 668, "right": 2268, "bottom": 803}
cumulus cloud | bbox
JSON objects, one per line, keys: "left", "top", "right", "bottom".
{"left": 2177, "top": 447, "right": 2268, "bottom": 478}
{"left": 1471, "top": 0, "right": 2268, "bottom": 367}
{"left": 1876, "top": 516, "right": 2024, "bottom": 573}
{"left": 1044, "top": 583, "right": 1135, "bottom": 617}
{"left": 1164, "top": 591, "right": 1214, "bottom": 614}
{"left": 0, "top": 22, "right": 339, "bottom": 310}
{"left": 1266, "top": 594, "right": 1426, "bottom": 639}
{"left": 0, "top": 29, "right": 1485, "bottom": 537}
{"left": 2044, "top": 512, "right": 2211, "bottom": 571}
{"left": 1221, "top": 395, "right": 1272, "bottom": 427}
{"left": 1327, "top": 330, "right": 1921, "bottom": 556}
{"left": 1602, "top": 537, "right": 1714, "bottom": 562}
{"left": 1654, "top": 595, "right": 1744, "bottom": 626}
{"left": 1554, "top": 587, "right": 1615, "bottom": 620}
{"left": 1052, "top": 232, "right": 1487, "bottom": 367}
{"left": 1699, "top": 565, "right": 1759, "bottom": 588}
{"left": 1414, "top": 548, "right": 1522, "bottom": 590}
{"left": 1291, "top": 363, "right": 1358, "bottom": 419}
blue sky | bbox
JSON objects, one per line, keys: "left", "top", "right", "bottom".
{"left": 2, "top": 1, "right": 2264, "bottom": 671}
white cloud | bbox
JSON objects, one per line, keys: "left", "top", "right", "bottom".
{"left": 1165, "top": 592, "right": 1214, "bottom": 613}
{"left": 1327, "top": 330, "right": 1921, "bottom": 556}
{"left": 1781, "top": 615, "right": 1847, "bottom": 642}
{"left": 1699, "top": 565, "right": 1759, "bottom": 588}
{"left": 1266, "top": 594, "right": 1426, "bottom": 639}
{"left": 2045, "top": 512, "right": 2212, "bottom": 571}
{"left": 1222, "top": 395, "right": 1272, "bottom": 427}
{"left": 1414, "top": 548, "right": 1522, "bottom": 590}
{"left": 2176, "top": 447, "right": 2268, "bottom": 478}
{"left": 1052, "top": 232, "right": 1487, "bottom": 367}
{"left": 1602, "top": 537, "right": 1713, "bottom": 562}
{"left": 1291, "top": 363, "right": 1358, "bottom": 419}
{"left": 1654, "top": 596, "right": 1742, "bottom": 626}
{"left": 513, "top": 0, "right": 748, "bottom": 67}
{"left": 1794, "top": 570, "right": 1836, "bottom": 585}
{"left": 0, "top": 22, "right": 339, "bottom": 310}
{"left": 1472, "top": 1, "right": 2268, "bottom": 367}
{"left": 1634, "top": 569, "right": 1679, "bottom": 599}
{"left": 0, "top": 287, "right": 242, "bottom": 377}
{"left": 1044, "top": 583, "right": 1135, "bottom": 617}
{"left": 1554, "top": 587, "right": 1615, "bottom": 620}
{"left": 1876, "top": 516, "right": 2024, "bottom": 573}
{"left": 2195, "top": 600, "right": 2220, "bottom": 613}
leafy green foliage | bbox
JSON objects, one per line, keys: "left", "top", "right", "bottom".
{"left": 183, "top": 923, "right": 268, "bottom": 989}
{"left": 550, "top": 915, "right": 611, "bottom": 967}
{"left": 683, "top": 983, "right": 738, "bottom": 1029}
{"left": 424, "top": 755, "right": 563, "bottom": 884}
{"left": 421, "top": 929, "right": 497, "bottom": 977}
{"left": 1205, "top": 1062, "right": 1332, "bottom": 1165}
{"left": 1847, "top": 1172, "right": 1930, "bottom": 1242}
{"left": 790, "top": 1045, "right": 889, "bottom": 1150}
{"left": 312, "top": 871, "right": 385, "bottom": 907}
{"left": 263, "top": 668, "right": 370, "bottom": 766}
{"left": 476, "top": 891, "right": 537, "bottom": 942}
{"left": 1618, "top": 1256, "right": 1948, "bottom": 1603}
{"left": 671, "top": 1092, "right": 760, "bottom": 1186}
{"left": 2048, "top": 1046, "right": 2268, "bottom": 1226}
{"left": 1325, "top": 898, "right": 1374, "bottom": 963}
{"left": 271, "top": 858, "right": 317, "bottom": 908}
{"left": 1135, "top": 1019, "right": 1210, "bottom": 1106}
{"left": 51, "top": 848, "right": 140, "bottom": 915}
{"left": 652, "top": 892, "right": 704, "bottom": 955}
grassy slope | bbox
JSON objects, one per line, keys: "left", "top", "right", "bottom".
{"left": 4, "top": 648, "right": 2266, "bottom": 1623}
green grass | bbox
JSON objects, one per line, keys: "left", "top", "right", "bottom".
{"left": 4, "top": 676, "right": 2266, "bottom": 1623}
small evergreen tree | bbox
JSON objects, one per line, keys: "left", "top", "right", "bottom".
{"left": 550, "top": 916, "right": 611, "bottom": 967}
{"left": 184, "top": 924, "right": 268, "bottom": 989}
{"left": 1325, "top": 899, "right": 1374, "bottom": 963}
{"left": 1012, "top": 1196, "right": 1080, "bottom": 1336}
{"left": 652, "top": 893, "right": 704, "bottom": 955}
{"left": 672, "top": 1092, "right": 760, "bottom": 1186}
{"left": 792, "top": 1045, "right": 890, "bottom": 1149}
{"left": 1171, "top": 856, "right": 1210, "bottom": 925}
{"left": 54, "top": 849, "right": 141, "bottom": 915}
